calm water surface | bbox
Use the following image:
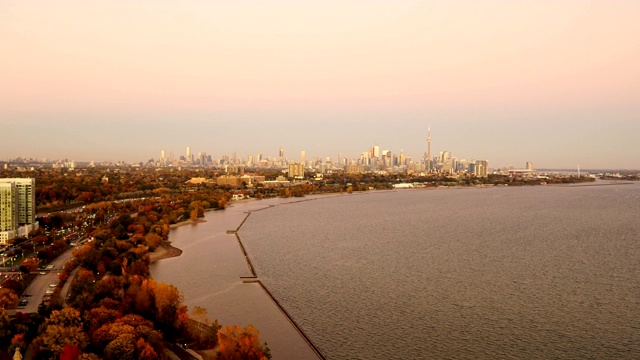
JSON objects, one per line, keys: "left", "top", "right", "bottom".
{"left": 239, "top": 184, "right": 640, "bottom": 359}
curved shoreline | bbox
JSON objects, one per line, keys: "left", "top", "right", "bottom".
{"left": 150, "top": 218, "right": 206, "bottom": 263}
{"left": 149, "top": 197, "right": 328, "bottom": 359}
{"left": 148, "top": 242, "right": 183, "bottom": 263}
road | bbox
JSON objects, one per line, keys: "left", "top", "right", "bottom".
{"left": 12, "top": 249, "right": 74, "bottom": 314}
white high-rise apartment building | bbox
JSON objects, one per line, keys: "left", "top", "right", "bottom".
{"left": 0, "top": 178, "right": 36, "bottom": 244}
{"left": 0, "top": 182, "right": 18, "bottom": 232}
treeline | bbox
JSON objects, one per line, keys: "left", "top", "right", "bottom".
{"left": 0, "top": 167, "right": 273, "bottom": 359}
{"left": 4, "top": 206, "right": 271, "bottom": 359}
{"left": 0, "top": 167, "right": 232, "bottom": 213}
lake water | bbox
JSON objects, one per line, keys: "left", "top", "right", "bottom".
{"left": 238, "top": 184, "right": 640, "bottom": 359}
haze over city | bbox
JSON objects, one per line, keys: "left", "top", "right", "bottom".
{"left": 2, "top": 1, "right": 639, "bottom": 169}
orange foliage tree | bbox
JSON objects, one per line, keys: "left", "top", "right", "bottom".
{"left": 217, "top": 325, "right": 271, "bottom": 360}
{"left": 0, "top": 289, "right": 18, "bottom": 310}
{"left": 21, "top": 257, "right": 39, "bottom": 272}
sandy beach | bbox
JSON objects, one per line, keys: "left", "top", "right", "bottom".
{"left": 169, "top": 218, "right": 207, "bottom": 229}
{"left": 148, "top": 218, "right": 206, "bottom": 263}
{"left": 148, "top": 242, "right": 183, "bottom": 263}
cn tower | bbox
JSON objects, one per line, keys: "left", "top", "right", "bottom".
{"left": 427, "top": 125, "right": 432, "bottom": 170}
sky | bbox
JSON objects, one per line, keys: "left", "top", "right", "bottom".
{"left": 1, "top": 1, "right": 639, "bottom": 169}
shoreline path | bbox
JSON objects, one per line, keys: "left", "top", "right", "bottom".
{"left": 149, "top": 196, "right": 349, "bottom": 360}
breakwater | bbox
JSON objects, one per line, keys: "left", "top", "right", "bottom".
{"left": 235, "top": 211, "right": 326, "bottom": 360}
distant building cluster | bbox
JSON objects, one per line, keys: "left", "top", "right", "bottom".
{"left": 0, "top": 178, "right": 38, "bottom": 244}
{"left": 147, "top": 127, "right": 492, "bottom": 178}
{"left": 3, "top": 128, "right": 551, "bottom": 181}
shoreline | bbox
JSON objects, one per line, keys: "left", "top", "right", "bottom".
{"left": 169, "top": 218, "right": 207, "bottom": 229}
{"left": 148, "top": 242, "right": 183, "bottom": 263}
{"left": 148, "top": 218, "right": 206, "bottom": 263}
{"left": 150, "top": 196, "right": 327, "bottom": 359}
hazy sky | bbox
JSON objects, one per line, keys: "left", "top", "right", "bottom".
{"left": 2, "top": 1, "right": 639, "bottom": 169}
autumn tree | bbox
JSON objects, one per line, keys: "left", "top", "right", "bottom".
{"left": 103, "top": 333, "right": 136, "bottom": 360}
{"left": 0, "top": 288, "right": 19, "bottom": 310}
{"left": 0, "top": 309, "right": 11, "bottom": 343}
{"left": 86, "top": 307, "right": 120, "bottom": 336}
{"left": 69, "top": 269, "right": 96, "bottom": 310}
{"left": 190, "top": 306, "right": 220, "bottom": 348}
{"left": 217, "top": 325, "right": 271, "bottom": 360}
{"left": 152, "top": 281, "right": 188, "bottom": 336}
{"left": 94, "top": 276, "right": 124, "bottom": 302}
{"left": 21, "top": 257, "right": 40, "bottom": 272}
{"left": 144, "top": 232, "right": 162, "bottom": 251}
{"left": 1, "top": 279, "right": 22, "bottom": 293}
{"left": 35, "top": 308, "right": 89, "bottom": 358}
{"left": 90, "top": 315, "right": 163, "bottom": 360}
{"left": 60, "top": 344, "right": 81, "bottom": 360}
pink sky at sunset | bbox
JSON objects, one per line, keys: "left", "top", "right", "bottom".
{"left": 1, "top": 1, "right": 639, "bottom": 168}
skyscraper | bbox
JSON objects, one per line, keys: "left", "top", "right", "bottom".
{"left": 426, "top": 125, "right": 433, "bottom": 172}
{"left": 399, "top": 149, "right": 406, "bottom": 166}
{"left": 427, "top": 124, "right": 432, "bottom": 162}
{"left": 473, "top": 160, "right": 489, "bottom": 178}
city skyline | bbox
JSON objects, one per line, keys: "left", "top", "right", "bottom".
{"left": 2, "top": 1, "right": 639, "bottom": 169}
